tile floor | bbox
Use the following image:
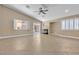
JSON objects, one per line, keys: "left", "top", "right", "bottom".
{"left": 0, "top": 34, "right": 79, "bottom": 54}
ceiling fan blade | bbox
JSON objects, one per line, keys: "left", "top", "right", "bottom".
{"left": 34, "top": 11, "right": 39, "bottom": 12}
{"left": 39, "top": 7, "right": 42, "bottom": 10}
{"left": 43, "top": 10, "right": 48, "bottom": 12}
{"left": 45, "top": 10, "right": 48, "bottom": 11}
{"left": 42, "top": 11, "right": 46, "bottom": 14}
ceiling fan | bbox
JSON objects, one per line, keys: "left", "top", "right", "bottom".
{"left": 38, "top": 7, "right": 48, "bottom": 15}
{"left": 34, "top": 7, "right": 48, "bottom": 15}
{"left": 25, "top": 4, "right": 48, "bottom": 16}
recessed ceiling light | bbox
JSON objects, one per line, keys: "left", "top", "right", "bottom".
{"left": 65, "top": 9, "right": 69, "bottom": 13}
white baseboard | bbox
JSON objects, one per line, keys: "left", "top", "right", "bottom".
{"left": 0, "top": 34, "right": 32, "bottom": 39}
{"left": 52, "top": 33, "right": 79, "bottom": 40}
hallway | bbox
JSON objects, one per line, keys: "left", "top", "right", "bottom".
{"left": 0, "top": 34, "right": 79, "bottom": 54}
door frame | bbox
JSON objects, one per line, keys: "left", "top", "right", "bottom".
{"left": 33, "top": 23, "right": 41, "bottom": 35}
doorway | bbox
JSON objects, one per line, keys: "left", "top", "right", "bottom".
{"left": 33, "top": 23, "right": 41, "bottom": 35}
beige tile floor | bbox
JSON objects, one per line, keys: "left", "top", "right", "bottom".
{"left": 0, "top": 34, "right": 79, "bottom": 54}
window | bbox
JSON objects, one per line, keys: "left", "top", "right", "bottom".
{"left": 70, "top": 19, "right": 74, "bottom": 30}
{"left": 61, "top": 20, "right": 65, "bottom": 30}
{"left": 65, "top": 20, "right": 70, "bottom": 30}
{"left": 61, "top": 17, "right": 79, "bottom": 30}
{"left": 74, "top": 18, "right": 79, "bottom": 30}
{"left": 14, "top": 19, "right": 31, "bottom": 30}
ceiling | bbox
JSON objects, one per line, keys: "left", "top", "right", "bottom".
{"left": 3, "top": 4, "right": 79, "bottom": 22}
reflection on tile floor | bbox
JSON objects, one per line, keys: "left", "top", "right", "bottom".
{"left": 0, "top": 34, "right": 79, "bottom": 54}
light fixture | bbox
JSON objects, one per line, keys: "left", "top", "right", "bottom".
{"left": 65, "top": 9, "right": 69, "bottom": 13}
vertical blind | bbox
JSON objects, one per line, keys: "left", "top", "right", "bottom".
{"left": 61, "top": 17, "right": 79, "bottom": 30}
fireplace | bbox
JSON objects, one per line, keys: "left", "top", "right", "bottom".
{"left": 42, "top": 29, "right": 48, "bottom": 34}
